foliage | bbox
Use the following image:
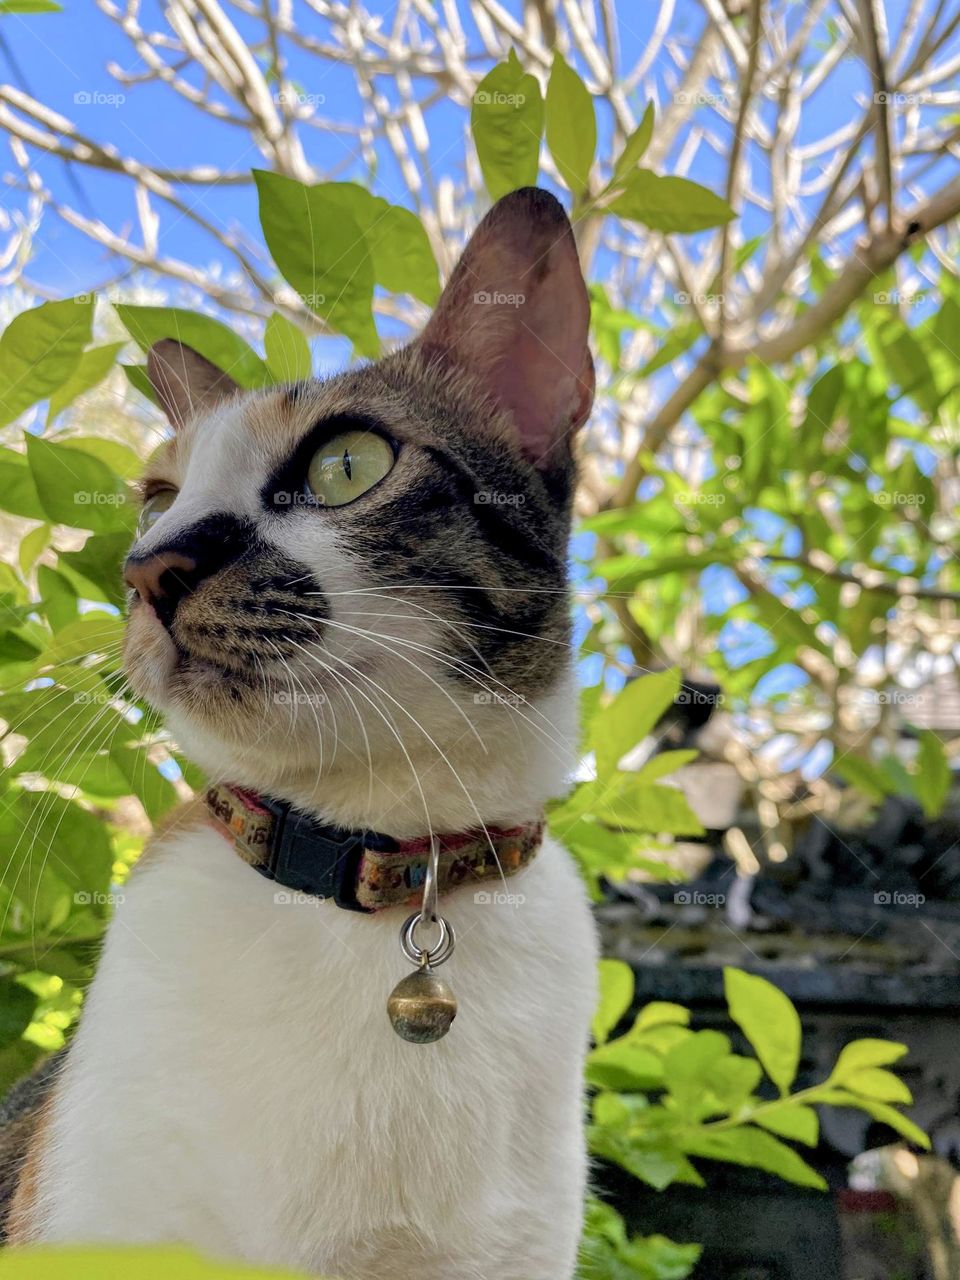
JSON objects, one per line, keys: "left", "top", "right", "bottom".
{"left": 0, "top": 1247, "right": 311, "bottom": 1278}
{"left": 587, "top": 961, "right": 925, "bottom": 1198}
{"left": 578, "top": 1199, "right": 700, "bottom": 1280}
{"left": 0, "top": 11, "right": 953, "bottom": 1277}
{"left": 549, "top": 670, "right": 703, "bottom": 891}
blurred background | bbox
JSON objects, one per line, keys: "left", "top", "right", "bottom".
{"left": 0, "top": 1, "right": 959, "bottom": 1276}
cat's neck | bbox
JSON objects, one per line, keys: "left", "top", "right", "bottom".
{"left": 167, "top": 676, "right": 577, "bottom": 839}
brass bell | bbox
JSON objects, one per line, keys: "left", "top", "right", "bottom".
{"left": 387, "top": 964, "right": 457, "bottom": 1043}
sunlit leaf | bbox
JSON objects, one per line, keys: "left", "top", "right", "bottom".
{"left": 608, "top": 170, "right": 734, "bottom": 233}
{"left": 545, "top": 53, "right": 596, "bottom": 197}
{"left": 471, "top": 49, "right": 544, "bottom": 200}
{"left": 724, "top": 967, "right": 801, "bottom": 1095}
{"left": 0, "top": 298, "right": 93, "bottom": 427}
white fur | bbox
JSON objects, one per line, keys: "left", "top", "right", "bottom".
{"left": 31, "top": 828, "right": 597, "bottom": 1279}
{"left": 25, "top": 392, "right": 599, "bottom": 1277}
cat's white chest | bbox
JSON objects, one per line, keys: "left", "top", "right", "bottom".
{"left": 31, "top": 825, "right": 597, "bottom": 1280}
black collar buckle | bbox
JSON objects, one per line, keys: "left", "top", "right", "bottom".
{"left": 256, "top": 796, "right": 372, "bottom": 912}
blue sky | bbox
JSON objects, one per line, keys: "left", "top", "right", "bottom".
{"left": 1, "top": 0, "right": 934, "bottom": 298}
{"left": 2, "top": 0, "right": 953, "bottom": 753}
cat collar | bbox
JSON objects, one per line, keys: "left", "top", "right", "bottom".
{"left": 203, "top": 782, "right": 543, "bottom": 913}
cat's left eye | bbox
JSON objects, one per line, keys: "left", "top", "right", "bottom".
{"left": 306, "top": 430, "right": 395, "bottom": 507}
{"left": 138, "top": 489, "right": 177, "bottom": 536}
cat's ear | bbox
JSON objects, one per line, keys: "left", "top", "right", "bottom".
{"left": 418, "top": 187, "right": 594, "bottom": 468}
{"left": 146, "top": 339, "right": 240, "bottom": 430}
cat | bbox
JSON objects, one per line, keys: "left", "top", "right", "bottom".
{"left": 4, "top": 186, "right": 599, "bottom": 1280}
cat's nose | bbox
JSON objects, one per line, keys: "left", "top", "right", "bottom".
{"left": 124, "top": 549, "right": 202, "bottom": 626}
{"left": 124, "top": 515, "right": 254, "bottom": 629}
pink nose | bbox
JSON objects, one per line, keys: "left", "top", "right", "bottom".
{"left": 124, "top": 551, "right": 198, "bottom": 619}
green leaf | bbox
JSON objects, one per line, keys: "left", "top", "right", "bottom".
{"left": 832, "top": 754, "right": 894, "bottom": 804}
{"left": 121, "top": 364, "right": 157, "bottom": 406}
{"left": 471, "top": 49, "right": 545, "bottom": 200}
{"left": 589, "top": 1124, "right": 705, "bottom": 1191}
{"left": 663, "top": 1030, "right": 732, "bottom": 1114}
{"left": 37, "top": 564, "right": 78, "bottom": 632}
{"left": 593, "top": 958, "right": 634, "bottom": 1045}
{"left": 58, "top": 531, "right": 131, "bottom": 607}
{"left": 66, "top": 436, "right": 144, "bottom": 481}
{"left": 633, "top": 750, "right": 699, "bottom": 784}
{"left": 47, "top": 344, "right": 123, "bottom": 424}
{"left": 818, "top": 1089, "right": 930, "bottom": 1149}
{"left": 594, "top": 778, "right": 704, "bottom": 837}
{"left": 635, "top": 1001, "right": 690, "bottom": 1031}
{"left": 752, "top": 1103, "right": 819, "bottom": 1147}
{"left": 8, "top": 793, "right": 113, "bottom": 924}
{"left": 586, "top": 1038, "right": 665, "bottom": 1091}
{"left": 110, "top": 741, "right": 178, "bottom": 823}
{"left": 578, "top": 1198, "right": 701, "bottom": 1280}
{"left": 115, "top": 306, "right": 271, "bottom": 389}
{"left": 0, "top": 0, "right": 62, "bottom": 11}
{"left": 913, "top": 731, "right": 951, "bottom": 818}
{"left": 0, "top": 1247, "right": 317, "bottom": 1279}
{"left": 19, "top": 523, "right": 51, "bottom": 574}
{"left": 592, "top": 668, "right": 680, "bottom": 777}
{"left": 841, "top": 1067, "right": 912, "bottom": 1105}
{"left": 636, "top": 324, "right": 702, "bottom": 378}
{"left": 263, "top": 314, "right": 312, "bottom": 383}
{"left": 724, "top": 968, "right": 801, "bottom": 1095}
{"left": 0, "top": 979, "right": 38, "bottom": 1047}
{"left": 608, "top": 170, "right": 735, "bottom": 234}
{"left": 0, "top": 449, "right": 47, "bottom": 519}
{"left": 611, "top": 103, "right": 655, "bottom": 184}
{"left": 254, "top": 171, "right": 378, "bottom": 356}
{"left": 25, "top": 436, "right": 134, "bottom": 534}
{"left": 682, "top": 1127, "right": 827, "bottom": 1190}
{"left": 0, "top": 298, "right": 93, "bottom": 427}
{"left": 545, "top": 53, "right": 596, "bottom": 197}
{"left": 299, "top": 182, "right": 440, "bottom": 307}
{"left": 829, "top": 1038, "right": 908, "bottom": 1082}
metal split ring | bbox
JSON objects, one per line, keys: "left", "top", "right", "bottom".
{"left": 400, "top": 910, "right": 456, "bottom": 968}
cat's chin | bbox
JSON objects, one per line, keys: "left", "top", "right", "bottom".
{"left": 124, "top": 606, "right": 260, "bottom": 721}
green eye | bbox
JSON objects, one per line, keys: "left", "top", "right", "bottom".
{"left": 306, "top": 430, "right": 395, "bottom": 507}
{"left": 138, "top": 489, "right": 177, "bottom": 536}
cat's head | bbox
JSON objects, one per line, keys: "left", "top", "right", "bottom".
{"left": 123, "top": 188, "right": 594, "bottom": 833}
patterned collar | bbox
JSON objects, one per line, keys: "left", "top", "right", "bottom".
{"left": 204, "top": 783, "right": 542, "bottom": 913}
